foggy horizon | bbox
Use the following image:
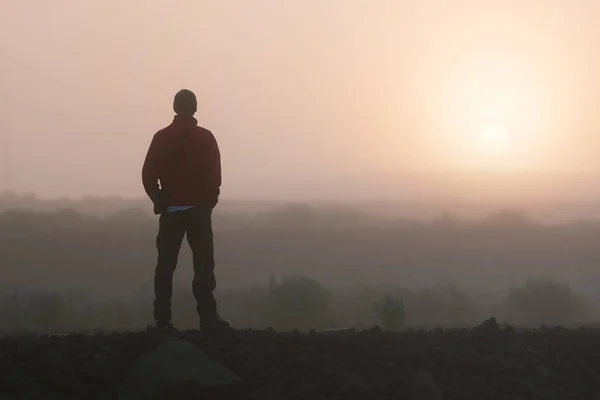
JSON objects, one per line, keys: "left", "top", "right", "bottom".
{"left": 3, "top": 1, "right": 600, "bottom": 202}
{"left": 3, "top": 169, "right": 600, "bottom": 205}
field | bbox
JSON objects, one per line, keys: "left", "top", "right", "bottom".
{"left": 2, "top": 319, "right": 600, "bottom": 399}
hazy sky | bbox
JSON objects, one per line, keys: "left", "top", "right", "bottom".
{"left": 2, "top": 1, "right": 600, "bottom": 200}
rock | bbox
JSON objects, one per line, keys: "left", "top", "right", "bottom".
{"left": 475, "top": 318, "right": 500, "bottom": 331}
{"left": 368, "top": 326, "right": 383, "bottom": 334}
{"left": 410, "top": 370, "right": 442, "bottom": 400}
{"left": 119, "top": 336, "right": 240, "bottom": 399}
{"left": 259, "top": 382, "right": 289, "bottom": 400}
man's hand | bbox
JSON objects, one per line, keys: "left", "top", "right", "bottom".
{"left": 151, "top": 189, "right": 165, "bottom": 215}
{"left": 210, "top": 188, "right": 220, "bottom": 209}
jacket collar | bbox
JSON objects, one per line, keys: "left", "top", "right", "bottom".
{"left": 172, "top": 114, "right": 198, "bottom": 128}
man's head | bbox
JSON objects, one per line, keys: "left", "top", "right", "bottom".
{"left": 173, "top": 89, "right": 197, "bottom": 116}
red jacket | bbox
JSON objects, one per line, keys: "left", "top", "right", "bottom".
{"left": 142, "top": 115, "right": 221, "bottom": 207}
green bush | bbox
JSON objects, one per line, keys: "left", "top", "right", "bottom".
{"left": 505, "top": 278, "right": 591, "bottom": 326}
{"left": 374, "top": 295, "right": 406, "bottom": 331}
{"left": 263, "top": 275, "right": 331, "bottom": 331}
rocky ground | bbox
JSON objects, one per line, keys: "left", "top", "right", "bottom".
{"left": 1, "top": 318, "right": 600, "bottom": 399}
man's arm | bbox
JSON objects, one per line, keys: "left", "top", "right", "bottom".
{"left": 207, "top": 131, "right": 222, "bottom": 206}
{"left": 142, "top": 134, "right": 161, "bottom": 201}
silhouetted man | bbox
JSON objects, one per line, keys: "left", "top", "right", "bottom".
{"left": 142, "top": 89, "right": 231, "bottom": 332}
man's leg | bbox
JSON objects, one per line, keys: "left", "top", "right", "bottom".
{"left": 154, "top": 212, "right": 186, "bottom": 326}
{"left": 185, "top": 207, "right": 229, "bottom": 328}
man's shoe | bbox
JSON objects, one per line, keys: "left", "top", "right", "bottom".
{"left": 200, "top": 314, "right": 232, "bottom": 331}
{"left": 155, "top": 320, "right": 175, "bottom": 333}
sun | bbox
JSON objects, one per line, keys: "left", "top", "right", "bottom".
{"left": 479, "top": 126, "right": 512, "bottom": 157}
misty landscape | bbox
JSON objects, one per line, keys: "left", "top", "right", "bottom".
{"left": 3, "top": 194, "right": 600, "bottom": 398}
{"left": 5, "top": 0, "right": 600, "bottom": 398}
{"left": 1, "top": 192, "right": 600, "bottom": 334}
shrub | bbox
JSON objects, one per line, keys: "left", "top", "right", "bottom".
{"left": 263, "top": 275, "right": 331, "bottom": 331}
{"left": 505, "top": 278, "right": 591, "bottom": 326}
{"left": 403, "top": 285, "right": 476, "bottom": 327}
{"left": 374, "top": 294, "right": 406, "bottom": 331}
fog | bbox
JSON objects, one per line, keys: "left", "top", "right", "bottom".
{"left": 0, "top": 194, "right": 598, "bottom": 332}
{"left": 3, "top": 1, "right": 600, "bottom": 332}
{"left": 3, "top": 1, "right": 600, "bottom": 202}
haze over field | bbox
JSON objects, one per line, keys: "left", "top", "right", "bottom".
{"left": 6, "top": 7, "right": 600, "bottom": 400}
{"left": 4, "top": 1, "right": 600, "bottom": 334}
{"left": 2, "top": 1, "right": 600, "bottom": 205}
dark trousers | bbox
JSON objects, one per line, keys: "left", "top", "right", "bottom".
{"left": 153, "top": 206, "right": 217, "bottom": 322}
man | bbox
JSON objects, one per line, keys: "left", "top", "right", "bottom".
{"left": 142, "top": 89, "right": 231, "bottom": 332}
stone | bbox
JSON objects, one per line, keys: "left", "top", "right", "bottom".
{"left": 119, "top": 336, "right": 240, "bottom": 399}
{"left": 410, "top": 370, "right": 442, "bottom": 400}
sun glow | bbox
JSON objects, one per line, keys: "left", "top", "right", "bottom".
{"left": 429, "top": 53, "right": 549, "bottom": 172}
{"left": 479, "top": 126, "right": 512, "bottom": 157}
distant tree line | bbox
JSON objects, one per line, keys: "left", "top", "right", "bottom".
{"left": 1, "top": 195, "right": 600, "bottom": 331}
{"left": 0, "top": 276, "right": 591, "bottom": 333}
{"left": 1, "top": 200, "right": 600, "bottom": 295}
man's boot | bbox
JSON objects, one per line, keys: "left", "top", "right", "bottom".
{"left": 200, "top": 314, "right": 232, "bottom": 332}
{"left": 155, "top": 320, "right": 175, "bottom": 333}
